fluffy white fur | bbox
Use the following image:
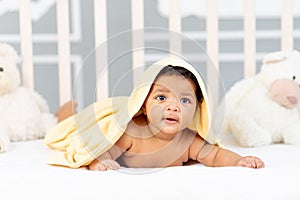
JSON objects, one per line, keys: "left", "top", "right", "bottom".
{"left": 222, "top": 50, "right": 300, "bottom": 147}
{"left": 0, "top": 43, "right": 57, "bottom": 153}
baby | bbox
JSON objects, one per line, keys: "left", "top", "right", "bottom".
{"left": 88, "top": 65, "right": 264, "bottom": 170}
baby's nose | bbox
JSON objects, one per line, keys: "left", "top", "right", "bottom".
{"left": 287, "top": 96, "right": 298, "bottom": 105}
{"left": 166, "top": 101, "right": 180, "bottom": 112}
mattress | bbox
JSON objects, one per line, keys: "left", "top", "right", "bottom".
{"left": 0, "top": 134, "right": 299, "bottom": 200}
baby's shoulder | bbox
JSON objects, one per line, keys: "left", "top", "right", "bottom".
{"left": 177, "top": 129, "right": 198, "bottom": 143}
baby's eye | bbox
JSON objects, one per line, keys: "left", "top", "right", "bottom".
{"left": 155, "top": 95, "right": 166, "bottom": 101}
{"left": 180, "top": 98, "right": 191, "bottom": 104}
{"left": 293, "top": 76, "right": 296, "bottom": 80}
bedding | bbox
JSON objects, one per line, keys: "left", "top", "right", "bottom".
{"left": 1, "top": 133, "right": 299, "bottom": 200}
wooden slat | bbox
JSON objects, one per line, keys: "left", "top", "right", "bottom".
{"left": 56, "top": 0, "right": 72, "bottom": 105}
{"left": 19, "top": 0, "right": 34, "bottom": 89}
{"left": 244, "top": 0, "right": 256, "bottom": 77}
{"left": 206, "top": 0, "right": 219, "bottom": 107}
{"left": 169, "top": 0, "right": 181, "bottom": 56}
{"left": 131, "top": 0, "right": 145, "bottom": 87}
{"left": 281, "top": 0, "right": 294, "bottom": 51}
{"left": 94, "top": 0, "right": 109, "bottom": 100}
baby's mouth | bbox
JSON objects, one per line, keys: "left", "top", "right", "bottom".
{"left": 163, "top": 117, "right": 179, "bottom": 124}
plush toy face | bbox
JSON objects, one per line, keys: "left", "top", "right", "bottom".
{"left": 259, "top": 51, "right": 300, "bottom": 109}
{"left": 269, "top": 78, "right": 300, "bottom": 109}
{"left": 260, "top": 51, "right": 300, "bottom": 88}
{"left": 0, "top": 43, "right": 20, "bottom": 95}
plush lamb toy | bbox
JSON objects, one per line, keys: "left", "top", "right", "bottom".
{"left": 222, "top": 50, "right": 300, "bottom": 147}
{"left": 0, "top": 43, "right": 57, "bottom": 153}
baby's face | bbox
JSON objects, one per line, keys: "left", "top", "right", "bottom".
{"left": 144, "top": 74, "right": 198, "bottom": 134}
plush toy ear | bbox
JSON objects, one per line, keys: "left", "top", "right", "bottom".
{"left": 263, "top": 50, "right": 298, "bottom": 65}
{"left": 0, "top": 43, "right": 18, "bottom": 61}
{"left": 263, "top": 51, "right": 289, "bottom": 64}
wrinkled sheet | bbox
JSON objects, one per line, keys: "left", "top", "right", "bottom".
{"left": 0, "top": 134, "right": 299, "bottom": 200}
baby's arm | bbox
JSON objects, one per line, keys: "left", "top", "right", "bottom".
{"left": 190, "top": 135, "right": 264, "bottom": 168}
{"left": 88, "top": 150, "right": 121, "bottom": 171}
{"left": 88, "top": 133, "right": 133, "bottom": 171}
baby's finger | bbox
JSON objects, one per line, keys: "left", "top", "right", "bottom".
{"left": 99, "top": 163, "right": 108, "bottom": 171}
{"left": 110, "top": 161, "right": 120, "bottom": 170}
{"left": 254, "top": 158, "right": 265, "bottom": 168}
{"left": 102, "top": 159, "right": 120, "bottom": 170}
{"left": 250, "top": 158, "right": 257, "bottom": 168}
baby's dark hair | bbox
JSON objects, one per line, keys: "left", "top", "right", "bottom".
{"left": 155, "top": 65, "right": 203, "bottom": 103}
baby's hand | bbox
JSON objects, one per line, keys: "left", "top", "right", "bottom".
{"left": 236, "top": 156, "right": 265, "bottom": 169}
{"left": 88, "top": 159, "right": 120, "bottom": 171}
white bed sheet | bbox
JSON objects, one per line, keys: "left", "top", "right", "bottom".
{"left": 0, "top": 134, "right": 300, "bottom": 200}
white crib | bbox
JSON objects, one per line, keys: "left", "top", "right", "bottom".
{"left": 1, "top": 0, "right": 300, "bottom": 199}
{"left": 16, "top": 0, "right": 297, "bottom": 108}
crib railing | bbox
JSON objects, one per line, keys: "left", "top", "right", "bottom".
{"left": 19, "top": 0, "right": 34, "bottom": 91}
{"left": 19, "top": 0, "right": 72, "bottom": 105}
{"left": 18, "top": 0, "right": 296, "bottom": 107}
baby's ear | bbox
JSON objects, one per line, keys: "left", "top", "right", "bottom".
{"left": 141, "top": 106, "right": 146, "bottom": 115}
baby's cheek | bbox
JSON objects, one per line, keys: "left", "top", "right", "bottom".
{"left": 148, "top": 105, "right": 163, "bottom": 119}
{"left": 148, "top": 105, "right": 165, "bottom": 133}
{"left": 182, "top": 109, "right": 195, "bottom": 125}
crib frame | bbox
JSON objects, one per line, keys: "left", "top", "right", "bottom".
{"left": 18, "top": 0, "right": 295, "bottom": 106}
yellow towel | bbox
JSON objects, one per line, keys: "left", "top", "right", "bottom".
{"left": 44, "top": 57, "right": 218, "bottom": 168}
